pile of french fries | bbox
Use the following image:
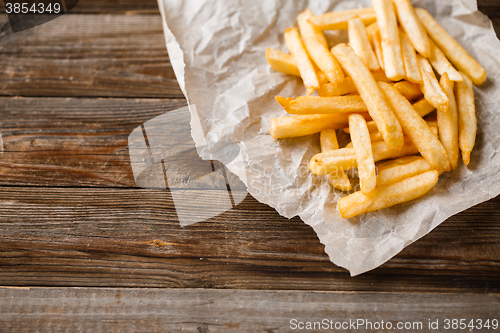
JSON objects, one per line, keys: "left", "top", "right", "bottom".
{"left": 266, "top": 0, "right": 486, "bottom": 218}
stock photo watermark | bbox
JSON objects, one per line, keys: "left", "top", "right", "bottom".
{"left": 289, "top": 317, "right": 499, "bottom": 331}
{"left": 3, "top": 0, "right": 79, "bottom": 32}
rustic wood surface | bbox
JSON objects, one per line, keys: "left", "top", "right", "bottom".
{"left": 1, "top": 287, "right": 499, "bottom": 333}
{"left": 0, "top": 14, "right": 183, "bottom": 98}
{"left": 0, "top": 0, "right": 500, "bottom": 330}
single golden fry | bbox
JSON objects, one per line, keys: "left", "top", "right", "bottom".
{"left": 270, "top": 113, "right": 361, "bottom": 139}
{"left": 320, "top": 129, "right": 340, "bottom": 152}
{"left": 415, "top": 8, "right": 487, "bottom": 86}
{"left": 379, "top": 81, "right": 450, "bottom": 172}
{"left": 370, "top": 25, "right": 385, "bottom": 72}
{"left": 284, "top": 27, "right": 320, "bottom": 95}
{"left": 372, "top": 0, "right": 406, "bottom": 81}
{"left": 371, "top": 136, "right": 419, "bottom": 162}
{"left": 309, "top": 136, "right": 419, "bottom": 175}
{"left": 276, "top": 95, "right": 368, "bottom": 115}
{"left": 266, "top": 48, "right": 301, "bottom": 77}
{"left": 299, "top": 9, "right": 329, "bottom": 49}
{"left": 417, "top": 54, "right": 449, "bottom": 111}
{"left": 318, "top": 77, "right": 357, "bottom": 97}
{"left": 348, "top": 17, "right": 380, "bottom": 71}
{"left": 298, "top": 9, "right": 345, "bottom": 85}
{"left": 309, "top": 149, "right": 357, "bottom": 175}
{"left": 331, "top": 43, "right": 404, "bottom": 150}
{"left": 438, "top": 73, "right": 460, "bottom": 170}
{"left": 371, "top": 70, "right": 393, "bottom": 83}
{"left": 365, "top": 22, "right": 378, "bottom": 42}
{"left": 308, "top": 8, "right": 377, "bottom": 30}
{"left": 338, "top": 170, "right": 439, "bottom": 218}
{"left": 428, "top": 39, "right": 463, "bottom": 82}
{"left": 377, "top": 156, "right": 434, "bottom": 186}
{"left": 393, "top": 0, "right": 431, "bottom": 57}
{"left": 455, "top": 72, "right": 476, "bottom": 166}
{"left": 321, "top": 129, "right": 352, "bottom": 191}
{"left": 337, "top": 191, "right": 374, "bottom": 219}
{"left": 394, "top": 81, "right": 423, "bottom": 102}
{"left": 400, "top": 30, "right": 423, "bottom": 84}
{"left": 413, "top": 98, "right": 435, "bottom": 117}
{"left": 349, "top": 114, "right": 377, "bottom": 193}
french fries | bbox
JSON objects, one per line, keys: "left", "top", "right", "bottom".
{"left": 393, "top": 81, "right": 423, "bottom": 102}
{"left": 428, "top": 39, "right": 463, "bottom": 82}
{"left": 343, "top": 98, "right": 435, "bottom": 134}
{"left": 309, "top": 8, "right": 377, "bottom": 30}
{"left": 318, "top": 77, "right": 357, "bottom": 97}
{"left": 331, "top": 43, "right": 404, "bottom": 150}
{"left": 415, "top": 8, "right": 487, "bottom": 86}
{"left": 267, "top": 2, "right": 483, "bottom": 218}
{"left": 417, "top": 54, "right": 449, "bottom": 111}
{"left": 393, "top": 0, "right": 431, "bottom": 57}
{"left": 345, "top": 131, "right": 384, "bottom": 147}
{"left": 338, "top": 171, "right": 439, "bottom": 218}
{"left": 348, "top": 17, "right": 380, "bottom": 72}
{"left": 284, "top": 27, "right": 320, "bottom": 95}
{"left": 400, "top": 30, "right": 422, "bottom": 84}
{"left": 378, "top": 81, "right": 450, "bottom": 172}
{"left": 320, "top": 129, "right": 352, "bottom": 191}
{"left": 266, "top": 48, "right": 301, "bottom": 77}
{"left": 276, "top": 95, "right": 368, "bottom": 115}
{"left": 349, "top": 114, "right": 377, "bottom": 193}
{"left": 372, "top": 0, "right": 406, "bottom": 81}
{"left": 369, "top": 25, "right": 385, "bottom": 71}
{"left": 345, "top": 125, "right": 437, "bottom": 148}
{"left": 371, "top": 70, "right": 392, "bottom": 83}
{"left": 438, "top": 73, "right": 460, "bottom": 170}
{"left": 455, "top": 72, "right": 477, "bottom": 166}
{"left": 271, "top": 113, "right": 361, "bottom": 139}
{"left": 298, "top": 9, "right": 345, "bottom": 85}
{"left": 376, "top": 156, "right": 434, "bottom": 186}
{"left": 412, "top": 98, "right": 436, "bottom": 117}
{"left": 309, "top": 136, "right": 419, "bottom": 175}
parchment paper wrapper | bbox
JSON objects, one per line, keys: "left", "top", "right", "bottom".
{"left": 157, "top": 0, "right": 500, "bottom": 275}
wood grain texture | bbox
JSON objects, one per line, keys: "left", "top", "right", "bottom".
{"left": 0, "top": 14, "right": 184, "bottom": 98}
{"left": 479, "top": 1, "right": 500, "bottom": 16}
{"left": 69, "top": 0, "right": 160, "bottom": 14}
{"left": 0, "top": 0, "right": 499, "bottom": 299}
{"left": 0, "top": 97, "right": 187, "bottom": 187}
{"left": 1, "top": 287, "right": 499, "bottom": 333}
{"left": 0, "top": 186, "right": 498, "bottom": 292}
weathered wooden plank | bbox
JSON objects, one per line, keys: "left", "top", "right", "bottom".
{"left": 0, "top": 97, "right": 189, "bottom": 187}
{"left": 479, "top": 1, "right": 500, "bottom": 16}
{"left": 69, "top": 0, "right": 160, "bottom": 14}
{"left": 0, "top": 287, "right": 498, "bottom": 333}
{"left": 0, "top": 14, "right": 184, "bottom": 98}
{"left": 0, "top": 186, "right": 498, "bottom": 292}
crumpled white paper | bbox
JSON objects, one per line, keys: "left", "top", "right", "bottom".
{"left": 157, "top": 0, "right": 500, "bottom": 275}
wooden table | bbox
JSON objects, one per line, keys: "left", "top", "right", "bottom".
{"left": 1, "top": 1, "right": 499, "bottom": 331}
